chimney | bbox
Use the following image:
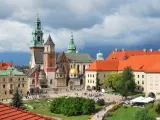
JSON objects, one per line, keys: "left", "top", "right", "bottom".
{"left": 143, "top": 49, "right": 146, "bottom": 52}
{"left": 150, "top": 49, "right": 153, "bottom": 52}
{"left": 115, "top": 48, "right": 117, "bottom": 52}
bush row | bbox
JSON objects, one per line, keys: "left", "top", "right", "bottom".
{"left": 50, "top": 97, "right": 95, "bottom": 116}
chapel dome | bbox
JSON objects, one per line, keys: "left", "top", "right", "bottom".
{"left": 69, "top": 68, "right": 78, "bottom": 74}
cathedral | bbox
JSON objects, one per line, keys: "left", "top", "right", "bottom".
{"left": 27, "top": 15, "right": 94, "bottom": 90}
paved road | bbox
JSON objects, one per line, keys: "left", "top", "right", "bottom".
{"left": 91, "top": 104, "right": 114, "bottom": 120}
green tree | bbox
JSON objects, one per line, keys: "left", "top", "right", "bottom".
{"left": 119, "top": 67, "right": 136, "bottom": 98}
{"left": 10, "top": 88, "right": 26, "bottom": 109}
{"left": 104, "top": 72, "right": 122, "bottom": 91}
{"left": 135, "top": 109, "right": 156, "bottom": 120}
{"left": 96, "top": 73, "right": 101, "bottom": 91}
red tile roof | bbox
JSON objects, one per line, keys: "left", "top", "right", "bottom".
{"left": 106, "top": 49, "right": 160, "bottom": 60}
{"left": 0, "top": 103, "right": 52, "bottom": 120}
{"left": 86, "top": 54, "right": 160, "bottom": 73}
{"left": 0, "top": 62, "right": 12, "bottom": 70}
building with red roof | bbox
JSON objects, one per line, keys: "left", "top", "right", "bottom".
{"left": 0, "top": 103, "right": 52, "bottom": 120}
{"left": 85, "top": 50, "right": 160, "bottom": 99}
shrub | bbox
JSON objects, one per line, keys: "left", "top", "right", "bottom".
{"left": 50, "top": 97, "right": 95, "bottom": 116}
{"left": 112, "top": 104, "right": 119, "bottom": 111}
{"left": 97, "top": 99, "right": 105, "bottom": 106}
{"left": 123, "top": 106, "right": 128, "bottom": 109}
{"left": 107, "top": 112, "right": 113, "bottom": 117}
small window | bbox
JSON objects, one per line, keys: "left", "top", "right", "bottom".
{"left": 3, "top": 78, "right": 5, "bottom": 82}
{"left": 88, "top": 80, "right": 89, "bottom": 83}
{"left": 3, "top": 85, "right": 5, "bottom": 88}
{"left": 22, "top": 84, "right": 24, "bottom": 87}
{"left": 88, "top": 74, "right": 89, "bottom": 77}
{"left": 138, "top": 75, "right": 139, "bottom": 78}
{"left": 50, "top": 63, "right": 52, "bottom": 67}
{"left": 142, "top": 75, "right": 144, "bottom": 78}
{"left": 18, "top": 78, "right": 20, "bottom": 81}
{"left": 142, "top": 87, "right": 144, "bottom": 91}
{"left": 22, "top": 78, "right": 24, "bottom": 81}
{"left": 142, "top": 81, "right": 144, "bottom": 85}
{"left": 18, "top": 84, "right": 20, "bottom": 87}
{"left": 90, "top": 80, "right": 92, "bottom": 83}
{"left": 10, "top": 84, "right": 13, "bottom": 89}
{"left": 93, "top": 81, "right": 94, "bottom": 83}
{"left": 74, "top": 74, "right": 76, "bottom": 77}
{"left": 10, "top": 78, "right": 12, "bottom": 82}
{"left": 50, "top": 79, "right": 52, "bottom": 84}
{"left": 5, "top": 91, "right": 7, "bottom": 95}
{"left": 60, "top": 74, "right": 62, "bottom": 77}
{"left": 93, "top": 75, "right": 94, "bottom": 78}
{"left": 138, "top": 81, "right": 139, "bottom": 84}
{"left": 71, "top": 65, "right": 72, "bottom": 68}
{"left": 104, "top": 74, "right": 106, "bottom": 78}
{"left": 90, "top": 74, "right": 92, "bottom": 77}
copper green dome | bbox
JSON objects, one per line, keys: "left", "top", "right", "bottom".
{"left": 66, "top": 33, "right": 77, "bottom": 53}
{"left": 96, "top": 51, "right": 104, "bottom": 60}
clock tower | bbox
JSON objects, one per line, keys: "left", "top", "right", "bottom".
{"left": 29, "top": 14, "right": 44, "bottom": 68}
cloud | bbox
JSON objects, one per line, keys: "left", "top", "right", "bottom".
{"left": 0, "top": 0, "right": 160, "bottom": 52}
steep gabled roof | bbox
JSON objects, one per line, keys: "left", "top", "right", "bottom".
{"left": 0, "top": 103, "right": 52, "bottom": 120}
{"left": 44, "top": 35, "right": 55, "bottom": 46}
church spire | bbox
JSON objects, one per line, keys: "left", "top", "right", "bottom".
{"left": 66, "top": 32, "right": 78, "bottom": 53}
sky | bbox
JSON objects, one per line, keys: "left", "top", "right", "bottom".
{"left": 0, "top": 0, "right": 160, "bottom": 64}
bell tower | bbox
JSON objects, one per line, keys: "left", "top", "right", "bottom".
{"left": 44, "top": 35, "right": 56, "bottom": 88}
{"left": 29, "top": 14, "right": 44, "bottom": 68}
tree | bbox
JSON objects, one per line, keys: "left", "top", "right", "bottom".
{"left": 119, "top": 67, "right": 136, "bottom": 98}
{"left": 104, "top": 72, "right": 122, "bottom": 91}
{"left": 10, "top": 88, "right": 26, "bottom": 109}
{"left": 96, "top": 73, "right": 101, "bottom": 91}
{"left": 135, "top": 109, "right": 156, "bottom": 120}
{"left": 104, "top": 67, "right": 136, "bottom": 98}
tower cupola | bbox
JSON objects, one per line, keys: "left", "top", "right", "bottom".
{"left": 30, "top": 14, "right": 44, "bottom": 48}
{"left": 96, "top": 50, "right": 104, "bottom": 60}
{"left": 66, "top": 32, "right": 78, "bottom": 53}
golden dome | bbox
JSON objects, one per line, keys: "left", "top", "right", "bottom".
{"left": 69, "top": 68, "right": 78, "bottom": 74}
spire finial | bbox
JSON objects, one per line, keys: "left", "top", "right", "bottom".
{"left": 71, "top": 32, "right": 74, "bottom": 40}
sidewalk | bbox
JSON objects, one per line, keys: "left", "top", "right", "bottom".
{"left": 91, "top": 104, "right": 114, "bottom": 120}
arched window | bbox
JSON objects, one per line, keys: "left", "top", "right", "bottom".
{"left": 38, "top": 36, "right": 40, "bottom": 41}
{"left": 50, "top": 79, "right": 52, "bottom": 84}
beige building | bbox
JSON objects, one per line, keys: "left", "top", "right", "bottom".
{"left": 0, "top": 62, "right": 28, "bottom": 99}
{"left": 85, "top": 50, "right": 160, "bottom": 99}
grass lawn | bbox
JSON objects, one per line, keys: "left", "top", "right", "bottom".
{"left": 105, "top": 107, "right": 139, "bottom": 120}
{"left": 24, "top": 98, "right": 102, "bottom": 120}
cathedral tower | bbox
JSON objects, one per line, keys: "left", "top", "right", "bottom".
{"left": 44, "top": 35, "right": 56, "bottom": 88}
{"left": 29, "top": 14, "right": 44, "bottom": 68}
